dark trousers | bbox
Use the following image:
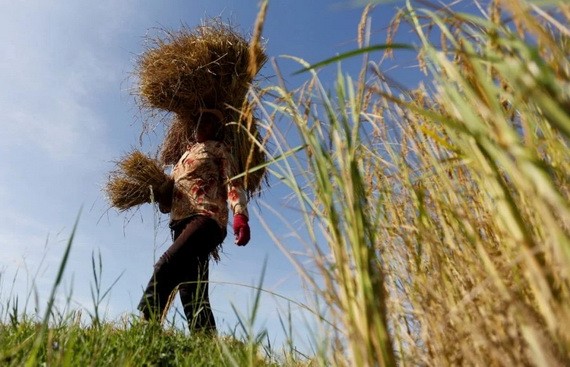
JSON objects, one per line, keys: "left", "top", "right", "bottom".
{"left": 137, "top": 215, "right": 225, "bottom": 333}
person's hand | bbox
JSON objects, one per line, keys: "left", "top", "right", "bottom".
{"left": 233, "top": 214, "right": 250, "bottom": 246}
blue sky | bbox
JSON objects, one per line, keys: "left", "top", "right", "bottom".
{"left": 0, "top": 0, "right": 411, "bottom": 351}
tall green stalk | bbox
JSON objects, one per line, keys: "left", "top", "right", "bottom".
{"left": 260, "top": 0, "right": 569, "bottom": 365}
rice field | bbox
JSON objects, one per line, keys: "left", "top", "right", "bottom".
{"left": 1, "top": 0, "right": 568, "bottom": 366}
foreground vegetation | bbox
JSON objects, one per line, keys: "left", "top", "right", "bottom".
{"left": 258, "top": 0, "right": 569, "bottom": 365}
{"left": 0, "top": 224, "right": 289, "bottom": 366}
{"left": 0, "top": 317, "right": 279, "bottom": 366}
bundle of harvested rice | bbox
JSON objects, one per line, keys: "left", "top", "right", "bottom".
{"left": 139, "top": 19, "right": 269, "bottom": 198}
{"left": 224, "top": 101, "right": 268, "bottom": 196}
{"left": 137, "top": 21, "right": 266, "bottom": 115}
{"left": 106, "top": 150, "right": 169, "bottom": 211}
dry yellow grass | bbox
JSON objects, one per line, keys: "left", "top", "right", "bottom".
{"left": 137, "top": 20, "right": 266, "bottom": 116}
{"left": 105, "top": 150, "right": 169, "bottom": 211}
{"left": 260, "top": 0, "right": 570, "bottom": 365}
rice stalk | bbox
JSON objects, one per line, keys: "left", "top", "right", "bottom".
{"left": 259, "top": 0, "right": 570, "bottom": 365}
{"left": 105, "top": 150, "right": 169, "bottom": 211}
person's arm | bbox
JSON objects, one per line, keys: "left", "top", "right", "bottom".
{"left": 228, "top": 184, "right": 250, "bottom": 246}
{"left": 225, "top": 152, "right": 250, "bottom": 246}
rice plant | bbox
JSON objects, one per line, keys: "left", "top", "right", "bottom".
{"left": 259, "top": 0, "right": 570, "bottom": 365}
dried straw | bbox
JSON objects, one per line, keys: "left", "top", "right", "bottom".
{"left": 106, "top": 150, "right": 169, "bottom": 211}
{"left": 137, "top": 20, "right": 266, "bottom": 115}
{"left": 142, "top": 19, "right": 268, "bottom": 196}
{"left": 138, "top": 19, "right": 269, "bottom": 197}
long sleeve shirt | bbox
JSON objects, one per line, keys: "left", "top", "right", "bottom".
{"left": 170, "top": 141, "right": 248, "bottom": 229}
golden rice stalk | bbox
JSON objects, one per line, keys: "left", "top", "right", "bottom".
{"left": 226, "top": 101, "right": 268, "bottom": 196}
{"left": 137, "top": 20, "right": 267, "bottom": 115}
{"left": 105, "top": 177, "right": 148, "bottom": 211}
{"left": 106, "top": 150, "right": 169, "bottom": 211}
{"left": 248, "top": 0, "right": 268, "bottom": 80}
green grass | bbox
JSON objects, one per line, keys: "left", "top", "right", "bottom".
{"left": 0, "top": 214, "right": 312, "bottom": 366}
{"left": 0, "top": 317, "right": 279, "bottom": 366}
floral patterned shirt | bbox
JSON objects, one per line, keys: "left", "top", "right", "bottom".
{"left": 170, "top": 141, "right": 248, "bottom": 229}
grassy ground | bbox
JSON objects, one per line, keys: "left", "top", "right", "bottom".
{"left": 0, "top": 316, "right": 281, "bottom": 366}
{"left": 0, "top": 225, "right": 309, "bottom": 366}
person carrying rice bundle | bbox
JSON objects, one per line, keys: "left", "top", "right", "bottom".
{"left": 138, "top": 109, "right": 251, "bottom": 333}
{"left": 106, "top": 20, "right": 267, "bottom": 334}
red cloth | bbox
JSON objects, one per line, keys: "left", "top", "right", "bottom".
{"left": 233, "top": 213, "right": 250, "bottom": 246}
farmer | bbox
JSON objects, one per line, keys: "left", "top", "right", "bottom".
{"left": 137, "top": 109, "right": 250, "bottom": 333}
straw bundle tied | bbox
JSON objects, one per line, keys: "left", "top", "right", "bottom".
{"left": 138, "top": 20, "right": 266, "bottom": 114}
{"left": 106, "top": 150, "right": 169, "bottom": 211}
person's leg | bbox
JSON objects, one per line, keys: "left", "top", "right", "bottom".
{"left": 137, "top": 216, "right": 223, "bottom": 326}
{"left": 138, "top": 250, "right": 182, "bottom": 321}
{"left": 178, "top": 257, "right": 216, "bottom": 333}
{"left": 176, "top": 216, "right": 221, "bottom": 333}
